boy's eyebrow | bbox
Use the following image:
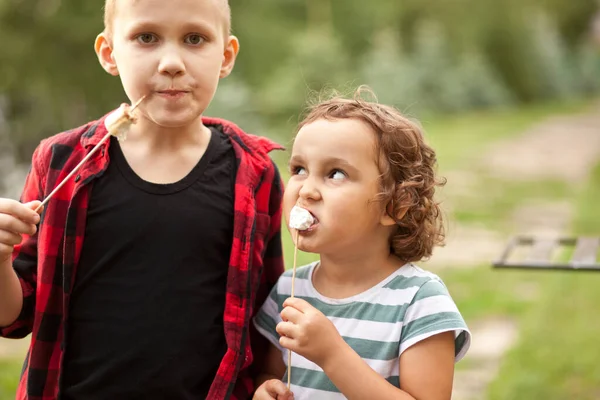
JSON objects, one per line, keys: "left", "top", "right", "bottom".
{"left": 125, "top": 20, "right": 217, "bottom": 34}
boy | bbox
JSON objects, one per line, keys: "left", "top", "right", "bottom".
{"left": 0, "top": 0, "right": 284, "bottom": 399}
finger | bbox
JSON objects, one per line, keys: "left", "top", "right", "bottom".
{"left": 253, "top": 387, "right": 276, "bottom": 400}
{"left": 0, "top": 199, "right": 40, "bottom": 224}
{"left": 280, "top": 305, "right": 304, "bottom": 324}
{"left": 279, "top": 335, "right": 298, "bottom": 353}
{"left": 0, "top": 214, "right": 37, "bottom": 236}
{"left": 0, "top": 230, "right": 24, "bottom": 247}
{"left": 265, "top": 379, "right": 291, "bottom": 396}
{"left": 0, "top": 243, "right": 15, "bottom": 258}
{"left": 276, "top": 321, "right": 299, "bottom": 339}
{"left": 277, "top": 393, "right": 295, "bottom": 400}
{"left": 24, "top": 200, "right": 44, "bottom": 216}
{"left": 282, "top": 297, "right": 313, "bottom": 312}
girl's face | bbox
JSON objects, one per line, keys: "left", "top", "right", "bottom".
{"left": 283, "top": 118, "right": 395, "bottom": 257}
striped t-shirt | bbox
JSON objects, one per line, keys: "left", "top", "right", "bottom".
{"left": 253, "top": 261, "right": 471, "bottom": 399}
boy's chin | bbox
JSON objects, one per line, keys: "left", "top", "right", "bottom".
{"left": 149, "top": 113, "right": 203, "bottom": 129}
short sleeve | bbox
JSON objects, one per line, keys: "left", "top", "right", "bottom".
{"left": 253, "top": 282, "right": 284, "bottom": 351}
{"left": 400, "top": 279, "right": 471, "bottom": 362}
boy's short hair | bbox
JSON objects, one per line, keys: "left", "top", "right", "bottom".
{"left": 299, "top": 86, "right": 446, "bottom": 263}
{"left": 103, "top": 0, "right": 232, "bottom": 39}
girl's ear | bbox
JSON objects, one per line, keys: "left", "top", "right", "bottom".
{"left": 381, "top": 200, "right": 408, "bottom": 226}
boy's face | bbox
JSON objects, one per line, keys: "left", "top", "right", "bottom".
{"left": 283, "top": 118, "right": 396, "bottom": 257}
{"left": 95, "top": 0, "right": 238, "bottom": 129}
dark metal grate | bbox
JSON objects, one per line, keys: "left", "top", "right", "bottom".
{"left": 493, "top": 236, "right": 600, "bottom": 271}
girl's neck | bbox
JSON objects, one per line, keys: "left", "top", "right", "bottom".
{"left": 313, "top": 246, "right": 404, "bottom": 299}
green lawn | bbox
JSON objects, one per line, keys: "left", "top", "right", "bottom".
{"left": 278, "top": 98, "right": 600, "bottom": 399}
{"left": 0, "top": 360, "right": 21, "bottom": 399}
{"left": 0, "top": 98, "right": 595, "bottom": 399}
{"left": 279, "top": 99, "right": 595, "bottom": 269}
{"left": 485, "top": 163, "right": 600, "bottom": 400}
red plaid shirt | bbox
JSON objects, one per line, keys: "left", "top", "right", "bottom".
{"left": 1, "top": 113, "right": 285, "bottom": 400}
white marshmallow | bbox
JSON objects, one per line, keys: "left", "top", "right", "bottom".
{"left": 289, "top": 206, "right": 315, "bottom": 230}
{"left": 105, "top": 104, "right": 135, "bottom": 142}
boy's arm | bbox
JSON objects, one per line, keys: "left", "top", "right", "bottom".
{"left": 255, "top": 342, "right": 286, "bottom": 388}
{"left": 261, "top": 160, "right": 285, "bottom": 294}
{"left": 0, "top": 145, "right": 45, "bottom": 338}
{"left": 251, "top": 160, "right": 285, "bottom": 378}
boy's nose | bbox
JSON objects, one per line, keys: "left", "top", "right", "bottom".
{"left": 158, "top": 47, "right": 186, "bottom": 77}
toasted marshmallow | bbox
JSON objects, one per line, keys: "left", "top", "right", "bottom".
{"left": 105, "top": 103, "right": 136, "bottom": 142}
{"left": 289, "top": 206, "right": 315, "bottom": 230}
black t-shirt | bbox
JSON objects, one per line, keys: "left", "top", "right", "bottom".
{"left": 61, "top": 127, "right": 235, "bottom": 400}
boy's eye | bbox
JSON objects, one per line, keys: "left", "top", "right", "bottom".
{"left": 185, "top": 34, "right": 204, "bottom": 45}
{"left": 330, "top": 170, "right": 346, "bottom": 181}
{"left": 136, "top": 33, "right": 157, "bottom": 44}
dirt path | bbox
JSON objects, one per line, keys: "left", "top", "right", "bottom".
{"left": 427, "top": 105, "right": 600, "bottom": 269}
{"left": 0, "top": 106, "right": 598, "bottom": 398}
{"left": 0, "top": 337, "right": 29, "bottom": 360}
{"left": 444, "top": 105, "right": 600, "bottom": 399}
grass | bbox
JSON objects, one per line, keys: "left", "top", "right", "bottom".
{"left": 485, "top": 163, "right": 600, "bottom": 400}
{"left": 277, "top": 97, "right": 600, "bottom": 398}
{"left": 0, "top": 98, "right": 595, "bottom": 399}
{"left": 421, "top": 99, "right": 593, "bottom": 171}
{"left": 450, "top": 178, "right": 574, "bottom": 229}
{"left": 280, "top": 98, "right": 595, "bottom": 269}
{"left": 0, "top": 360, "right": 21, "bottom": 399}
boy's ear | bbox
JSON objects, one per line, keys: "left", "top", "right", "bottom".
{"left": 219, "top": 35, "right": 240, "bottom": 78}
{"left": 95, "top": 33, "right": 119, "bottom": 76}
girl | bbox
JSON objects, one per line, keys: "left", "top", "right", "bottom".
{"left": 253, "top": 88, "right": 470, "bottom": 400}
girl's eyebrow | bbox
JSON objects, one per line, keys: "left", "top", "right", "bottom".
{"left": 288, "top": 154, "right": 304, "bottom": 166}
{"left": 290, "top": 155, "right": 359, "bottom": 174}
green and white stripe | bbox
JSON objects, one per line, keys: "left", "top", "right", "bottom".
{"left": 253, "top": 261, "right": 471, "bottom": 399}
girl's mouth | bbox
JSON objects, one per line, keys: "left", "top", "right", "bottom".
{"left": 303, "top": 214, "right": 319, "bottom": 232}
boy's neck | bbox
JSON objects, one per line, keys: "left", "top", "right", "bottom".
{"left": 115, "top": 116, "right": 213, "bottom": 184}
{"left": 124, "top": 116, "right": 211, "bottom": 151}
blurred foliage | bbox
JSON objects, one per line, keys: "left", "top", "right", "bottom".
{"left": 0, "top": 0, "right": 599, "bottom": 160}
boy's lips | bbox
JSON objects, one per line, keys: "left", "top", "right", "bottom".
{"left": 156, "top": 89, "right": 190, "bottom": 97}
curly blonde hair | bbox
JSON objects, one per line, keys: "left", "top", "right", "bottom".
{"left": 298, "top": 86, "right": 446, "bottom": 262}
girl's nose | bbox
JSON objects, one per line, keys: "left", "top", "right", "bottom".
{"left": 298, "top": 178, "right": 321, "bottom": 201}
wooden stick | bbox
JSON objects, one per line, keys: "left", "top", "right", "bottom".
{"left": 34, "top": 96, "right": 146, "bottom": 213}
{"left": 287, "top": 229, "right": 300, "bottom": 390}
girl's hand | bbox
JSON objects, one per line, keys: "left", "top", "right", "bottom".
{"left": 277, "top": 297, "right": 346, "bottom": 367}
{"left": 253, "top": 379, "right": 294, "bottom": 400}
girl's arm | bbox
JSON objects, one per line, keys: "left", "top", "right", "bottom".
{"left": 278, "top": 297, "right": 457, "bottom": 400}
{"left": 321, "top": 331, "right": 455, "bottom": 400}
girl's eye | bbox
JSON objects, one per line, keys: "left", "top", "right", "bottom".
{"left": 292, "top": 166, "right": 307, "bottom": 176}
{"left": 330, "top": 170, "right": 346, "bottom": 181}
{"left": 185, "top": 34, "right": 204, "bottom": 45}
{"left": 136, "top": 33, "right": 157, "bottom": 44}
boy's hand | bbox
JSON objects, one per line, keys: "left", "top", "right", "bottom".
{"left": 277, "top": 297, "right": 346, "bottom": 368}
{"left": 0, "top": 199, "right": 42, "bottom": 263}
{"left": 253, "top": 379, "right": 294, "bottom": 400}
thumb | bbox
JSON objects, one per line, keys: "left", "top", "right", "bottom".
{"left": 23, "top": 200, "right": 43, "bottom": 215}
{"left": 265, "top": 379, "right": 292, "bottom": 396}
